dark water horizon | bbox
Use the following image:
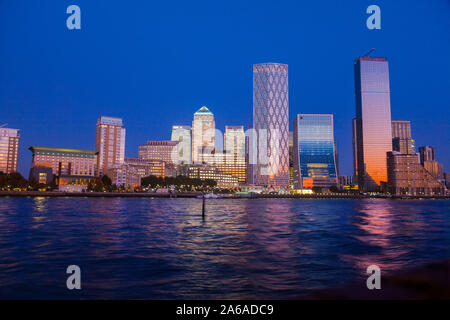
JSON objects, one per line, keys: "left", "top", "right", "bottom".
{"left": 0, "top": 197, "right": 449, "bottom": 299}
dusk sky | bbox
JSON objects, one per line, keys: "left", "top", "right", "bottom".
{"left": 1, "top": 0, "right": 449, "bottom": 177}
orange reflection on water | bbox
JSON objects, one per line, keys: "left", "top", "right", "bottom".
{"left": 341, "top": 199, "right": 410, "bottom": 274}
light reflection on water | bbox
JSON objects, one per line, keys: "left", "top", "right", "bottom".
{"left": 0, "top": 197, "right": 448, "bottom": 299}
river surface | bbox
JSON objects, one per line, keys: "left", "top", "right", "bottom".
{"left": 0, "top": 197, "right": 448, "bottom": 299}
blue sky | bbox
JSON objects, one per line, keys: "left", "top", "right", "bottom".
{"left": 1, "top": 0, "right": 449, "bottom": 177}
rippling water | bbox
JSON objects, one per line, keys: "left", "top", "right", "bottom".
{"left": 0, "top": 197, "right": 449, "bottom": 299}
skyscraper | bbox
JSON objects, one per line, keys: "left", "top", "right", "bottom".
{"left": 192, "top": 106, "right": 215, "bottom": 164}
{"left": 353, "top": 56, "right": 392, "bottom": 191}
{"left": 392, "top": 120, "right": 414, "bottom": 154}
{"left": 252, "top": 63, "right": 289, "bottom": 188}
{"left": 0, "top": 127, "right": 20, "bottom": 174}
{"left": 171, "top": 125, "right": 191, "bottom": 164}
{"left": 95, "top": 116, "right": 126, "bottom": 177}
{"left": 292, "top": 114, "right": 338, "bottom": 190}
{"left": 223, "top": 126, "right": 246, "bottom": 183}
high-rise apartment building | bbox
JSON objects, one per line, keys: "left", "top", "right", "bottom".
{"left": 171, "top": 125, "right": 191, "bottom": 164}
{"left": 353, "top": 56, "right": 392, "bottom": 191}
{"left": 252, "top": 63, "right": 289, "bottom": 188}
{"left": 0, "top": 127, "right": 20, "bottom": 174}
{"left": 95, "top": 116, "right": 126, "bottom": 177}
{"left": 192, "top": 106, "right": 215, "bottom": 164}
{"left": 392, "top": 120, "right": 414, "bottom": 154}
{"left": 292, "top": 114, "right": 338, "bottom": 190}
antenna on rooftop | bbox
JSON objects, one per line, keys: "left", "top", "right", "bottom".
{"left": 363, "top": 48, "right": 375, "bottom": 56}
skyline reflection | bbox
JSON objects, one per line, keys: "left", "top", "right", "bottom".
{"left": 0, "top": 197, "right": 448, "bottom": 299}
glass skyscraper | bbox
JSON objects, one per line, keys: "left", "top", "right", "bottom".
{"left": 171, "top": 125, "right": 191, "bottom": 164}
{"left": 292, "top": 114, "right": 338, "bottom": 190}
{"left": 252, "top": 63, "right": 289, "bottom": 188}
{"left": 353, "top": 56, "right": 392, "bottom": 191}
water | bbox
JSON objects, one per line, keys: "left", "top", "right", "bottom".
{"left": 0, "top": 197, "right": 448, "bottom": 299}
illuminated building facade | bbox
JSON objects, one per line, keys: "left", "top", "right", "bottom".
{"left": 29, "top": 146, "right": 96, "bottom": 177}
{"left": 289, "top": 131, "right": 294, "bottom": 190}
{"left": 392, "top": 120, "right": 414, "bottom": 155}
{"left": 171, "top": 125, "right": 191, "bottom": 164}
{"left": 419, "top": 146, "right": 435, "bottom": 163}
{"left": 387, "top": 151, "right": 444, "bottom": 196}
{"left": 95, "top": 116, "right": 126, "bottom": 177}
{"left": 125, "top": 157, "right": 177, "bottom": 178}
{"left": 105, "top": 164, "right": 142, "bottom": 189}
{"left": 293, "top": 114, "right": 338, "bottom": 190}
{"left": 188, "top": 164, "right": 239, "bottom": 189}
{"left": 29, "top": 166, "right": 53, "bottom": 185}
{"left": 192, "top": 106, "right": 215, "bottom": 164}
{"left": 419, "top": 146, "right": 445, "bottom": 184}
{"left": 252, "top": 63, "right": 290, "bottom": 188}
{"left": 0, "top": 128, "right": 20, "bottom": 174}
{"left": 138, "top": 140, "right": 179, "bottom": 165}
{"left": 223, "top": 126, "right": 246, "bottom": 183}
{"left": 353, "top": 56, "right": 392, "bottom": 191}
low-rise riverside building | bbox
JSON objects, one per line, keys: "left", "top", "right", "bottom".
{"left": 188, "top": 164, "right": 239, "bottom": 189}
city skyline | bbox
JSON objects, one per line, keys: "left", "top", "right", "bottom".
{"left": 2, "top": 53, "right": 449, "bottom": 187}
{"left": 1, "top": 1, "right": 449, "bottom": 178}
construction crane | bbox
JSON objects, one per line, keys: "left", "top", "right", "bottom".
{"left": 363, "top": 48, "right": 375, "bottom": 57}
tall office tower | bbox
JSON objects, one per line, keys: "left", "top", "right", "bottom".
{"left": 95, "top": 116, "right": 126, "bottom": 177}
{"left": 392, "top": 120, "right": 414, "bottom": 154}
{"left": 171, "top": 125, "right": 191, "bottom": 164}
{"left": 419, "top": 146, "right": 435, "bottom": 163}
{"left": 252, "top": 63, "right": 290, "bottom": 188}
{"left": 292, "top": 114, "right": 338, "bottom": 190}
{"left": 222, "top": 126, "right": 246, "bottom": 183}
{"left": 353, "top": 56, "right": 392, "bottom": 191}
{"left": 0, "top": 127, "right": 20, "bottom": 173}
{"left": 192, "top": 106, "right": 215, "bottom": 164}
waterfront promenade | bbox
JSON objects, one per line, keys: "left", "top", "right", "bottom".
{"left": 0, "top": 190, "right": 448, "bottom": 199}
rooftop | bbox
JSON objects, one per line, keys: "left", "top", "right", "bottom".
{"left": 29, "top": 146, "right": 96, "bottom": 155}
{"left": 194, "top": 106, "right": 213, "bottom": 115}
{"left": 355, "top": 56, "right": 388, "bottom": 62}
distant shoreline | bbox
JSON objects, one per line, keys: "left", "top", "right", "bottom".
{"left": 0, "top": 191, "right": 448, "bottom": 200}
